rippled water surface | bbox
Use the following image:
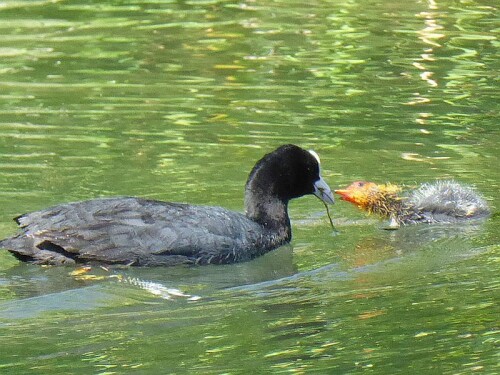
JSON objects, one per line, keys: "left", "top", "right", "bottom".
{"left": 0, "top": 0, "right": 498, "bottom": 373}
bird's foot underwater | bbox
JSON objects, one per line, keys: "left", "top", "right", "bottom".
{"left": 69, "top": 266, "right": 201, "bottom": 301}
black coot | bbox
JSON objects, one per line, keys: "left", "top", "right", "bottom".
{"left": 0, "top": 144, "right": 334, "bottom": 266}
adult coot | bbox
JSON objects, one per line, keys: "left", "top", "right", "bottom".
{"left": 0, "top": 144, "right": 334, "bottom": 266}
{"left": 335, "top": 180, "right": 489, "bottom": 227}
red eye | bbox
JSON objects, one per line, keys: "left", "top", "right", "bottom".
{"left": 357, "top": 182, "right": 365, "bottom": 187}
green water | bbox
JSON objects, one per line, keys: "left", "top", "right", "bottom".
{"left": 0, "top": 0, "right": 498, "bottom": 373}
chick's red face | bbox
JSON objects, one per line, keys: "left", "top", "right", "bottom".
{"left": 334, "top": 181, "right": 378, "bottom": 208}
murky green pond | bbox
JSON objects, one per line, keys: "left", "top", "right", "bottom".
{"left": 0, "top": 0, "right": 498, "bottom": 373}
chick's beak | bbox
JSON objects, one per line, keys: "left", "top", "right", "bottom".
{"left": 334, "top": 188, "right": 349, "bottom": 199}
{"left": 314, "top": 177, "right": 335, "bottom": 205}
{"left": 335, "top": 188, "right": 358, "bottom": 205}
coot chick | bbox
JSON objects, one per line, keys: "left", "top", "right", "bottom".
{"left": 335, "top": 180, "right": 489, "bottom": 227}
{"left": 0, "top": 144, "right": 334, "bottom": 266}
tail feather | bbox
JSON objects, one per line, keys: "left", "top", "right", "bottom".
{"left": 0, "top": 235, "right": 76, "bottom": 265}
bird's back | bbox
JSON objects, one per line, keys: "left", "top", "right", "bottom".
{"left": 0, "top": 197, "right": 269, "bottom": 266}
{"left": 406, "top": 181, "right": 490, "bottom": 223}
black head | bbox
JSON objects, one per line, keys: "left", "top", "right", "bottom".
{"left": 245, "top": 144, "right": 334, "bottom": 205}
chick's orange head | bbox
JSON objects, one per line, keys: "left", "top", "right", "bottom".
{"left": 335, "top": 181, "right": 379, "bottom": 209}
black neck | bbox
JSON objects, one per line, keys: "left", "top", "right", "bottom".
{"left": 244, "top": 186, "right": 291, "bottom": 240}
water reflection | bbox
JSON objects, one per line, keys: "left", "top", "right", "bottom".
{"left": 414, "top": 2, "right": 444, "bottom": 93}
{"left": 0, "top": 244, "right": 297, "bottom": 306}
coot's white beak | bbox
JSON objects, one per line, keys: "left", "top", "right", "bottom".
{"left": 314, "top": 176, "right": 335, "bottom": 205}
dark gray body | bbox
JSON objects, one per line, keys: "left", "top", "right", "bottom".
{"left": 401, "top": 181, "right": 490, "bottom": 224}
{"left": 0, "top": 197, "right": 284, "bottom": 266}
